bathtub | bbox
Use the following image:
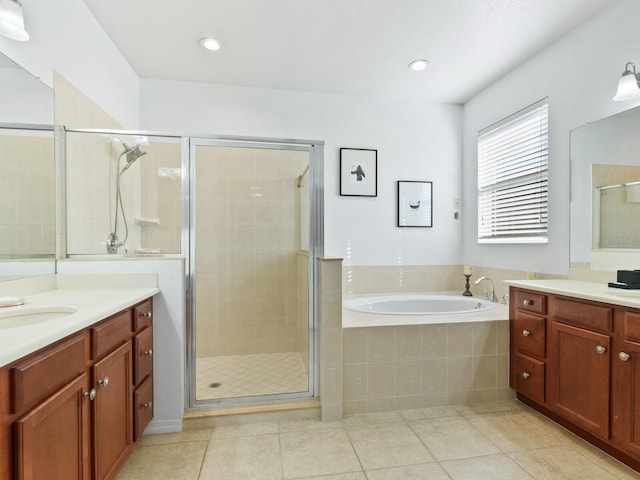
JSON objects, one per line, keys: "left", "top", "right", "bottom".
{"left": 342, "top": 293, "right": 509, "bottom": 328}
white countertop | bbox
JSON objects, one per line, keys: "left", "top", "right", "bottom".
{"left": 505, "top": 279, "right": 640, "bottom": 309}
{"left": 0, "top": 275, "right": 159, "bottom": 367}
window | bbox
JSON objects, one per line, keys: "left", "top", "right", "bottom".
{"left": 477, "top": 98, "right": 548, "bottom": 243}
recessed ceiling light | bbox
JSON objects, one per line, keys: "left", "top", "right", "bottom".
{"left": 409, "top": 59, "right": 429, "bottom": 71}
{"left": 200, "top": 37, "right": 223, "bottom": 52}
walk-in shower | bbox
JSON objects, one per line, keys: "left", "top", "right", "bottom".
{"left": 106, "top": 141, "right": 147, "bottom": 253}
{"left": 64, "top": 128, "right": 323, "bottom": 410}
{"left": 187, "top": 137, "right": 323, "bottom": 408}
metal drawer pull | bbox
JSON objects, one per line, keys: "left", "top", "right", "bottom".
{"left": 619, "top": 352, "right": 631, "bottom": 362}
{"left": 84, "top": 388, "right": 96, "bottom": 401}
{"left": 521, "top": 372, "right": 530, "bottom": 379}
{"left": 596, "top": 345, "right": 606, "bottom": 355}
{"left": 143, "top": 401, "right": 153, "bottom": 409}
{"left": 522, "top": 330, "right": 531, "bottom": 337}
{"left": 98, "top": 376, "right": 109, "bottom": 388}
{"left": 142, "top": 311, "right": 152, "bottom": 319}
{"left": 144, "top": 349, "right": 153, "bottom": 357}
{"left": 523, "top": 299, "right": 534, "bottom": 306}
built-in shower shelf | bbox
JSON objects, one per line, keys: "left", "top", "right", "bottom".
{"left": 134, "top": 217, "right": 160, "bottom": 226}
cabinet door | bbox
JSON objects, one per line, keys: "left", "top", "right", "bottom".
{"left": 551, "top": 322, "right": 610, "bottom": 439}
{"left": 617, "top": 339, "right": 640, "bottom": 455}
{"left": 92, "top": 341, "right": 133, "bottom": 480}
{"left": 13, "top": 373, "right": 91, "bottom": 480}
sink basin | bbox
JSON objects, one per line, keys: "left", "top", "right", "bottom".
{"left": 0, "top": 305, "right": 77, "bottom": 329}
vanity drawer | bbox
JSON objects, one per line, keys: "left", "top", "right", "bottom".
{"left": 133, "top": 299, "right": 153, "bottom": 332}
{"left": 514, "top": 353, "right": 545, "bottom": 404}
{"left": 553, "top": 297, "right": 612, "bottom": 333}
{"left": 133, "top": 326, "right": 153, "bottom": 386}
{"left": 133, "top": 376, "right": 153, "bottom": 442}
{"left": 91, "top": 310, "right": 131, "bottom": 360}
{"left": 10, "top": 333, "right": 86, "bottom": 414}
{"left": 624, "top": 311, "right": 640, "bottom": 342}
{"left": 515, "top": 290, "right": 547, "bottom": 315}
{"left": 514, "top": 311, "right": 546, "bottom": 358}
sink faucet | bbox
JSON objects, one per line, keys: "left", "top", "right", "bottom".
{"left": 474, "top": 276, "right": 499, "bottom": 302}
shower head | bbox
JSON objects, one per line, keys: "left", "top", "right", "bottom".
{"left": 121, "top": 142, "right": 147, "bottom": 164}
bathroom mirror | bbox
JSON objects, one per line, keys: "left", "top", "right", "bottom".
{"left": 570, "top": 105, "right": 640, "bottom": 271}
{"left": 0, "top": 51, "right": 56, "bottom": 277}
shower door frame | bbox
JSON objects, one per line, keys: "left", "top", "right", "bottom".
{"left": 185, "top": 135, "right": 324, "bottom": 410}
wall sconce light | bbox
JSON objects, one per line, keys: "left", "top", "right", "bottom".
{"left": 0, "top": 0, "right": 29, "bottom": 41}
{"left": 613, "top": 62, "right": 640, "bottom": 101}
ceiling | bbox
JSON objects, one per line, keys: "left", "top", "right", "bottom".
{"left": 83, "top": 0, "right": 618, "bottom": 104}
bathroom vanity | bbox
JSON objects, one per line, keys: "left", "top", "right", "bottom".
{"left": 0, "top": 275, "right": 158, "bottom": 479}
{"left": 508, "top": 280, "right": 640, "bottom": 471}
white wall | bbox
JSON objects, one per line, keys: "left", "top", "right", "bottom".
{"left": 141, "top": 80, "right": 463, "bottom": 266}
{"left": 462, "top": 0, "right": 640, "bottom": 275}
{"left": 0, "top": 0, "right": 140, "bottom": 128}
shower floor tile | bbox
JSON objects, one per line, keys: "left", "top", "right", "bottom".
{"left": 196, "top": 352, "right": 309, "bottom": 400}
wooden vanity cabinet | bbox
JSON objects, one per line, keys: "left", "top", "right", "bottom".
{"left": 0, "top": 297, "right": 154, "bottom": 480}
{"left": 509, "top": 289, "right": 548, "bottom": 405}
{"left": 614, "top": 310, "right": 640, "bottom": 459}
{"left": 509, "top": 287, "right": 640, "bottom": 472}
{"left": 131, "top": 298, "right": 154, "bottom": 442}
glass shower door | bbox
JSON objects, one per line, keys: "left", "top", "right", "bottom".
{"left": 188, "top": 139, "right": 317, "bottom": 406}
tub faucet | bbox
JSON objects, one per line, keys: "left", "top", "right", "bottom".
{"left": 474, "top": 276, "right": 499, "bottom": 302}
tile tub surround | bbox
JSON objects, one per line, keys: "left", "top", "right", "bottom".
{"left": 116, "top": 400, "right": 639, "bottom": 480}
{"left": 342, "top": 321, "right": 512, "bottom": 414}
{"left": 343, "top": 264, "right": 565, "bottom": 300}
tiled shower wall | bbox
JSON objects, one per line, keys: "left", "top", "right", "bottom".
{"left": 194, "top": 146, "right": 309, "bottom": 357}
{"left": 593, "top": 164, "right": 640, "bottom": 249}
{"left": 139, "top": 144, "right": 181, "bottom": 253}
{"left": 0, "top": 134, "right": 55, "bottom": 257}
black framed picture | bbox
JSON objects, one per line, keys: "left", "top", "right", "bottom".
{"left": 397, "top": 180, "right": 433, "bottom": 227}
{"left": 340, "top": 148, "right": 377, "bottom": 197}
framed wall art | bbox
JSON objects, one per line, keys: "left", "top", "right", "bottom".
{"left": 397, "top": 180, "right": 433, "bottom": 227}
{"left": 340, "top": 148, "right": 377, "bottom": 197}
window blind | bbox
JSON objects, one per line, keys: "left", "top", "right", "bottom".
{"left": 477, "top": 98, "right": 548, "bottom": 243}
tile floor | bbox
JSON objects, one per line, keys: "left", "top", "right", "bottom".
{"left": 196, "top": 353, "right": 309, "bottom": 400}
{"left": 116, "top": 400, "right": 640, "bottom": 480}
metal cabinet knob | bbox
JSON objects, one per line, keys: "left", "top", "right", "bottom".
{"left": 144, "top": 349, "right": 153, "bottom": 357}
{"left": 595, "top": 345, "right": 606, "bottom": 355}
{"left": 522, "top": 372, "right": 530, "bottom": 379}
{"left": 522, "top": 330, "right": 531, "bottom": 337}
{"left": 98, "top": 376, "right": 109, "bottom": 388}
{"left": 143, "top": 401, "right": 153, "bottom": 409}
{"left": 523, "top": 299, "right": 534, "bottom": 306}
{"left": 619, "top": 352, "right": 631, "bottom": 362}
{"left": 84, "top": 388, "right": 96, "bottom": 401}
{"left": 143, "top": 311, "right": 152, "bottom": 319}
